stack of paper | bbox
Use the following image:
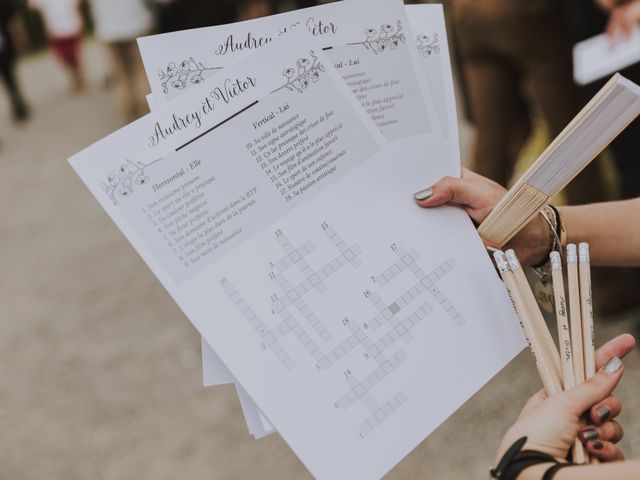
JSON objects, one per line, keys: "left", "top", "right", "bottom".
{"left": 69, "top": 1, "right": 526, "bottom": 478}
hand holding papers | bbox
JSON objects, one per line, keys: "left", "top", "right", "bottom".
{"left": 70, "top": 8, "right": 525, "bottom": 479}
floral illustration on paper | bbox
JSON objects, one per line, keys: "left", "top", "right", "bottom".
{"left": 101, "top": 160, "right": 151, "bottom": 206}
{"left": 354, "top": 21, "right": 406, "bottom": 54}
{"left": 276, "top": 50, "right": 325, "bottom": 94}
{"left": 158, "top": 57, "right": 222, "bottom": 94}
{"left": 416, "top": 33, "right": 440, "bottom": 57}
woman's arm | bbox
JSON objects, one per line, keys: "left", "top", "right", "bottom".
{"left": 562, "top": 198, "right": 640, "bottom": 266}
{"left": 415, "top": 169, "right": 640, "bottom": 266}
{"left": 521, "top": 460, "right": 640, "bottom": 480}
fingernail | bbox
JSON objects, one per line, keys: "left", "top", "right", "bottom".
{"left": 414, "top": 187, "right": 433, "bottom": 201}
{"left": 579, "top": 428, "right": 600, "bottom": 442}
{"left": 589, "top": 440, "right": 604, "bottom": 450}
{"left": 602, "top": 357, "right": 623, "bottom": 375}
{"left": 596, "top": 406, "right": 611, "bottom": 423}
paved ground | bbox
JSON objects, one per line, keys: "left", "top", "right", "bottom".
{"left": 1, "top": 43, "right": 639, "bottom": 480}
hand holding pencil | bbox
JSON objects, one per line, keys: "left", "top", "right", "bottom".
{"left": 494, "top": 334, "right": 634, "bottom": 465}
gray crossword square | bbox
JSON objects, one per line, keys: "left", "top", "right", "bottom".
{"left": 388, "top": 302, "right": 401, "bottom": 315}
{"left": 290, "top": 250, "right": 302, "bottom": 262}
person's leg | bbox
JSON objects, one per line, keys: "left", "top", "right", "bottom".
{"left": 458, "top": 57, "right": 530, "bottom": 186}
{"left": 51, "top": 36, "right": 85, "bottom": 91}
{"left": 107, "top": 41, "right": 135, "bottom": 121}
{"left": 452, "top": 1, "right": 532, "bottom": 186}
{"left": 0, "top": 53, "right": 28, "bottom": 121}
{"left": 518, "top": 7, "right": 608, "bottom": 205}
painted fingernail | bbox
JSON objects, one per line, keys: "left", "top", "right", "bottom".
{"left": 414, "top": 187, "right": 433, "bottom": 201}
{"left": 602, "top": 356, "right": 623, "bottom": 375}
{"left": 589, "top": 440, "right": 604, "bottom": 450}
{"left": 596, "top": 406, "right": 612, "bottom": 423}
{"left": 579, "top": 428, "right": 600, "bottom": 442}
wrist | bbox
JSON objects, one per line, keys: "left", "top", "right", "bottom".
{"left": 527, "top": 213, "right": 554, "bottom": 266}
{"left": 519, "top": 463, "right": 557, "bottom": 480}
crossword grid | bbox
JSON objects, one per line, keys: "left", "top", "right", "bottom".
{"left": 369, "top": 246, "right": 465, "bottom": 329}
{"left": 222, "top": 227, "right": 464, "bottom": 437}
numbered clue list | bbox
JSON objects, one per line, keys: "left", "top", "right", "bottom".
{"left": 120, "top": 83, "right": 380, "bottom": 284}
{"left": 327, "top": 39, "right": 432, "bottom": 141}
{"left": 248, "top": 106, "right": 346, "bottom": 203}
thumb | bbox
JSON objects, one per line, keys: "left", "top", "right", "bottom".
{"left": 414, "top": 175, "right": 477, "bottom": 208}
{"left": 563, "top": 357, "right": 624, "bottom": 415}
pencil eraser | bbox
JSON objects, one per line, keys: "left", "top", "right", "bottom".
{"left": 566, "top": 244, "right": 578, "bottom": 263}
{"left": 505, "top": 249, "right": 521, "bottom": 271}
{"left": 493, "top": 251, "right": 509, "bottom": 273}
{"left": 550, "top": 251, "right": 562, "bottom": 270}
{"left": 579, "top": 243, "right": 590, "bottom": 263}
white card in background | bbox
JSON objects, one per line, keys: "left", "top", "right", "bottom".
{"left": 574, "top": 27, "right": 640, "bottom": 85}
{"left": 71, "top": 30, "right": 524, "bottom": 479}
{"left": 138, "top": 0, "right": 443, "bottom": 145}
{"left": 199, "top": 2, "right": 463, "bottom": 439}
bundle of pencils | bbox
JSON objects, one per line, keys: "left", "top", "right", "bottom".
{"left": 494, "top": 244, "right": 596, "bottom": 464}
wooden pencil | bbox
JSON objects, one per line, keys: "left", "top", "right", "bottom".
{"left": 579, "top": 243, "right": 596, "bottom": 379}
{"left": 551, "top": 251, "right": 587, "bottom": 463}
{"left": 494, "top": 251, "right": 562, "bottom": 394}
{"left": 505, "top": 250, "right": 563, "bottom": 380}
{"left": 550, "top": 252, "right": 574, "bottom": 389}
{"left": 567, "top": 244, "right": 585, "bottom": 384}
{"left": 567, "top": 244, "right": 589, "bottom": 464}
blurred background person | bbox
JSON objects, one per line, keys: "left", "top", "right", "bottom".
{"left": 450, "top": 0, "right": 607, "bottom": 206}
{"left": 564, "top": 0, "right": 640, "bottom": 201}
{"left": 89, "top": 0, "right": 154, "bottom": 122}
{"left": 28, "top": 0, "right": 85, "bottom": 91}
{"left": 450, "top": 0, "right": 640, "bottom": 314}
{"left": 0, "top": 0, "right": 29, "bottom": 122}
{"left": 153, "top": 0, "right": 238, "bottom": 33}
{"left": 241, "top": 0, "right": 276, "bottom": 20}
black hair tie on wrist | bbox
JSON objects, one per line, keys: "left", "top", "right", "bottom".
{"left": 542, "top": 463, "right": 575, "bottom": 480}
{"left": 491, "top": 437, "right": 574, "bottom": 480}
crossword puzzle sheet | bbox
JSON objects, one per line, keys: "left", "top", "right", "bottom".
{"left": 70, "top": 19, "right": 525, "bottom": 480}
{"left": 138, "top": 2, "right": 461, "bottom": 426}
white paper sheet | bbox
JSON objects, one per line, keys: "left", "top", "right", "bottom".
{"left": 406, "top": 5, "right": 459, "bottom": 151}
{"left": 137, "top": 0, "right": 443, "bottom": 145}
{"left": 139, "top": 0, "right": 459, "bottom": 431}
{"left": 574, "top": 27, "right": 640, "bottom": 85}
{"left": 71, "top": 31, "right": 524, "bottom": 479}
{"left": 198, "top": 2, "right": 463, "bottom": 438}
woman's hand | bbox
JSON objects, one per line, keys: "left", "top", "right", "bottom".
{"left": 414, "top": 168, "right": 552, "bottom": 265}
{"left": 495, "top": 334, "right": 636, "bottom": 464}
{"left": 606, "top": 0, "right": 640, "bottom": 40}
